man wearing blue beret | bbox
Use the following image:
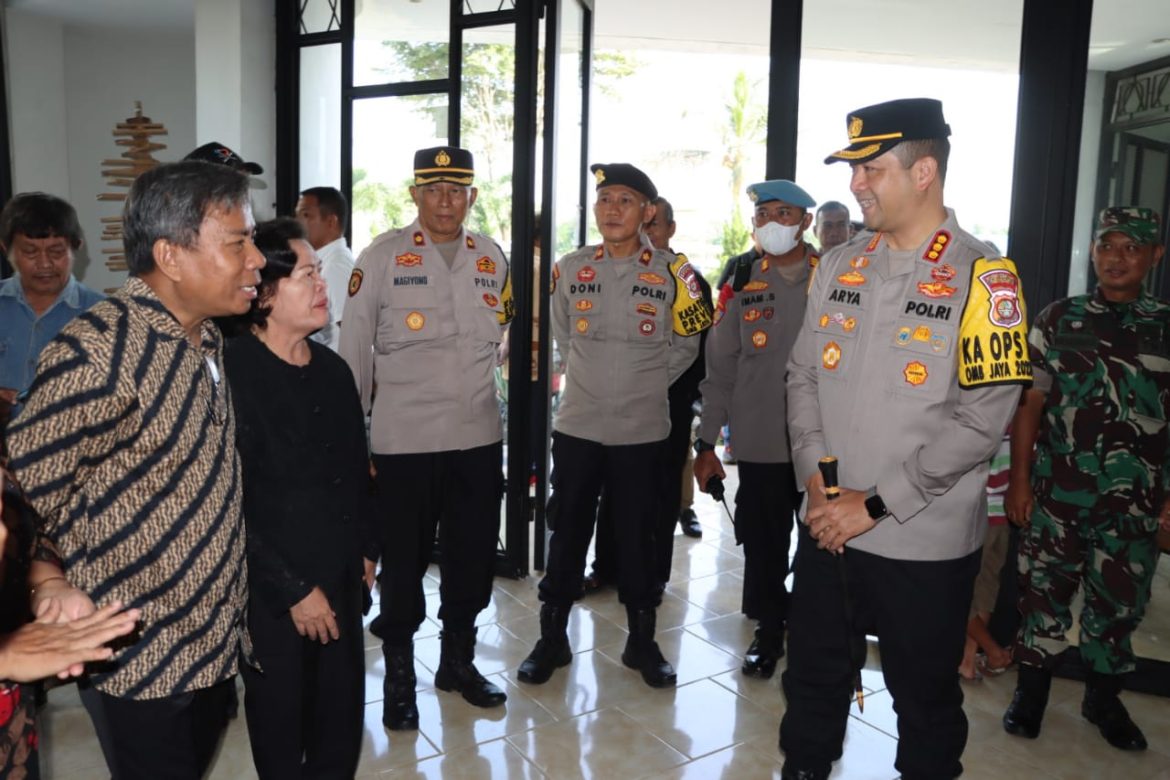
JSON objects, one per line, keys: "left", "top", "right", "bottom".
{"left": 693, "top": 179, "right": 819, "bottom": 679}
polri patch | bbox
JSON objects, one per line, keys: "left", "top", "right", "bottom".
{"left": 348, "top": 269, "right": 363, "bottom": 297}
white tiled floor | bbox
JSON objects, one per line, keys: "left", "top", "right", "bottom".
{"left": 38, "top": 464, "right": 1170, "bottom": 779}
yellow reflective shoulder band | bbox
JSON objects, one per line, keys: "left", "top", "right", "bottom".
{"left": 499, "top": 263, "right": 515, "bottom": 325}
{"left": 957, "top": 257, "right": 1033, "bottom": 389}
{"left": 669, "top": 252, "right": 713, "bottom": 336}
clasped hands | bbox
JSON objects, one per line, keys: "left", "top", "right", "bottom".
{"left": 803, "top": 471, "right": 876, "bottom": 554}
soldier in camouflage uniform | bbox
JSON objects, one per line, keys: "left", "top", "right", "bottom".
{"left": 1003, "top": 206, "right": 1170, "bottom": 752}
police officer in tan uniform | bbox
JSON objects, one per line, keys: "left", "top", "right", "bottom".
{"left": 340, "top": 146, "right": 514, "bottom": 731}
{"left": 518, "top": 163, "right": 711, "bottom": 689}
{"left": 778, "top": 99, "right": 1032, "bottom": 780}
{"left": 694, "top": 179, "right": 819, "bottom": 680}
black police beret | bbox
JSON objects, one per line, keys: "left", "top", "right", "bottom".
{"left": 589, "top": 163, "right": 658, "bottom": 201}
{"left": 825, "top": 98, "right": 951, "bottom": 165}
{"left": 414, "top": 146, "right": 475, "bottom": 185}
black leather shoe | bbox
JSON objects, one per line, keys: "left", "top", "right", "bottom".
{"left": 1002, "top": 664, "right": 1051, "bottom": 739}
{"left": 581, "top": 572, "right": 607, "bottom": 596}
{"left": 741, "top": 630, "right": 784, "bottom": 679}
{"left": 678, "top": 508, "right": 702, "bottom": 538}
{"left": 780, "top": 763, "right": 828, "bottom": 780}
{"left": 621, "top": 608, "right": 677, "bottom": 688}
{"left": 1082, "top": 673, "right": 1147, "bottom": 751}
{"left": 383, "top": 644, "right": 419, "bottom": 731}
{"left": 518, "top": 605, "right": 572, "bottom": 684}
{"left": 434, "top": 629, "right": 507, "bottom": 708}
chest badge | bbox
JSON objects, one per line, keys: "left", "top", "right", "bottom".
{"left": 576, "top": 299, "right": 594, "bottom": 312}
{"left": 483, "top": 293, "right": 499, "bottom": 307}
{"left": 405, "top": 311, "right": 426, "bottom": 331}
{"left": 752, "top": 330, "right": 768, "bottom": 349}
{"left": 931, "top": 263, "right": 956, "bottom": 282}
{"left": 851, "top": 256, "right": 870, "bottom": 269}
{"left": 396, "top": 252, "right": 423, "bottom": 267}
{"left": 575, "top": 318, "right": 589, "bottom": 334}
{"left": 917, "top": 281, "right": 956, "bottom": 298}
{"left": 639, "top": 319, "right": 656, "bottom": 335}
{"left": 639, "top": 272, "right": 666, "bottom": 285}
{"left": 822, "top": 341, "right": 841, "bottom": 369}
{"left": 743, "top": 280, "right": 769, "bottom": 292}
{"left": 745, "top": 308, "right": 762, "bottom": 323}
{"left": 837, "top": 270, "right": 866, "bottom": 286}
{"left": 476, "top": 256, "right": 496, "bottom": 274}
{"left": 636, "top": 302, "right": 657, "bottom": 316}
{"left": 904, "top": 360, "right": 928, "bottom": 385}
{"left": 578, "top": 266, "right": 596, "bottom": 283}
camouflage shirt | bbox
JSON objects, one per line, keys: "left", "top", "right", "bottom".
{"left": 1030, "top": 288, "right": 1170, "bottom": 521}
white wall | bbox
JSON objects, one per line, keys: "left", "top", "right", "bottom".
{"left": 62, "top": 26, "right": 196, "bottom": 293}
{"left": 1069, "top": 70, "right": 1106, "bottom": 297}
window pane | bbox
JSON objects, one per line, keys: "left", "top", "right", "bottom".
{"left": 300, "top": 0, "right": 340, "bottom": 35}
{"left": 350, "top": 95, "right": 449, "bottom": 256}
{"left": 553, "top": 0, "right": 585, "bottom": 257}
{"left": 463, "top": 0, "right": 516, "bottom": 13}
{"left": 299, "top": 44, "right": 341, "bottom": 192}
{"left": 354, "top": 1, "right": 449, "bottom": 87}
{"left": 460, "top": 24, "right": 515, "bottom": 247}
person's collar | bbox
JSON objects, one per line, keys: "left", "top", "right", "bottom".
{"left": 124, "top": 276, "right": 221, "bottom": 353}
{"left": 319, "top": 236, "right": 349, "bottom": 254}
{"left": 0, "top": 274, "right": 82, "bottom": 308}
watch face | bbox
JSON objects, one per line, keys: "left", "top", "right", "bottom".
{"left": 865, "top": 494, "right": 887, "bottom": 520}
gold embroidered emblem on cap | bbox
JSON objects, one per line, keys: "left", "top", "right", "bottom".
{"left": 848, "top": 116, "right": 863, "bottom": 139}
{"left": 594, "top": 169, "right": 606, "bottom": 185}
{"left": 435, "top": 149, "right": 451, "bottom": 167}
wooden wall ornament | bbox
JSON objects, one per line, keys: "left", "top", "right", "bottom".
{"left": 99, "top": 102, "right": 168, "bottom": 275}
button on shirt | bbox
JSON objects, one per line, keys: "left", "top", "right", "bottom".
{"left": 0, "top": 275, "right": 104, "bottom": 394}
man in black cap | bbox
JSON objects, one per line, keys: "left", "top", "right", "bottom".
{"left": 339, "top": 145, "right": 513, "bottom": 731}
{"left": 184, "top": 142, "right": 264, "bottom": 175}
{"left": 779, "top": 98, "right": 1032, "bottom": 780}
{"left": 518, "top": 163, "right": 711, "bottom": 690}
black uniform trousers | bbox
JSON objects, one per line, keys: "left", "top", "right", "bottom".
{"left": 371, "top": 442, "right": 503, "bottom": 644}
{"left": 241, "top": 576, "right": 365, "bottom": 779}
{"left": 780, "top": 531, "right": 979, "bottom": 780}
{"left": 94, "top": 679, "right": 233, "bottom": 779}
{"left": 591, "top": 391, "right": 695, "bottom": 585}
{"left": 541, "top": 432, "right": 664, "bottom": 609}
{"left": 735, "top": 461, "right": 800, "bottom": 633}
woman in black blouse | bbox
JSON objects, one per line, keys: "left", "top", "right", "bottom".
{"left": 225, "top": 218, "right": 377, "bottom": 779}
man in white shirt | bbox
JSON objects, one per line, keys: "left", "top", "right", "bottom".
{"left": 297, "top": 186, "right": 355, "bottom": 351}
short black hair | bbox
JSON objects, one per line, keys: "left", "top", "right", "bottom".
{"left": 122, "top": 161, "right": 251, "bottom": 276}
{"left": 816, "top": 201, "right": 850, "bottom": 220}
{"left": 300, "top": 186, "right": 349, "bottom": 232}
{"left": 0, "top": 192, "right": 83, "bottom": 250}
{"left": 245, "top": 217, "right": 308, "bottom": 330}
{"left": 891, "top": 138, "right": 950, "bottom": 185}
{"left": 653, "top": 197, "right": 674, "bottom": 225}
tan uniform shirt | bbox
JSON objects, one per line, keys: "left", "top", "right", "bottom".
{"left": 339, "top": 219, "right": 513, "bottom": 454}
{"left": 551, "top": 240, "right": 711, "bottom": 446}
{"left": 786, "top": 211, "right": 1027, "bottom": 561}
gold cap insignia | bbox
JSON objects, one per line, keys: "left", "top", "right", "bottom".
{"left": 748, "top": 189, "right": 759, "bottom": 203}
{"left": 435, "top": 149, "right": 451, "bottom": 167}
{"left": 848, "top": 116, "right": 863, "bottom": 140}
{"left": 594, "top": 168, "right": 606, "bottom": 184}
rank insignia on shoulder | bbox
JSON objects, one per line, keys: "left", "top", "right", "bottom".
{"left": 405, "top": 311, "right": 426, "bottom": 330}
{"left": 922, "top": 230, "right": 951, "bottom": 262}
{"left": 865, "top": 232, "right": 883, "bottom": 253}
{"left": 639, "top": 319, "right": 656, "bottom": 335}
{"left": 761, "top": 258, "right": 771, "bottom": 272}
{"left": 837, "top": 270, "right": 866, "bottom": 286}
{"left": 348, "top": 269, "right": 363, "bottom": 297}
{"left": 931, "top": 263, "right": 956, "bottom": 282}
{"left": 396, "top": 252, "right": 423, "bottom": 267}
{"left": 743, "top": 280, "right": 769, "bottom": 292}
{"left": 851, "top": 256, "right": 870, "bottom": 269}
{"left": 822, "top": 341, "right": 841, "bottom": 369}
{"left": 466, "top": 235, "right": 476, "bottom": 249}
{"left": 917, "top": 281, "right": 956, "bottom": 298}
{"left": 593, "top": 245, "right": 604, "bottom": 260}
{"left": 904, "top": 361, "right": 928, "bottom": 385}
{"left": 744, "top": 308, "right": 762, "bottom": 323}
{"left": 639, "top": 272, "right": 666, "bottom": 285}
{"left": 483, "top": 293, "right": 499, "bottom": 307}
{"left": 639, "top": 249, "right": 653, "bottom": 266}
{"left": 551, "top": 263, "right": 560, "bottom": 294}
{"left": 577, "top": 266, "right": 596, "bottom": 283}
{"left": 809, "top": 253, "right": 820, "bottom": 270}
{"left": 576, "top": 299, "right": 594, "bottom": 312}
{"left": 413, "top": 231, "right": 425, "bottom": 246}
{"left": 636, "top": 302, "right": 657, "bottom": 316}
{"left": 476, "top": 256, "right": 497, "bottom": 274}
{"left": 752, "top": 330, "right": 768, "bottom": 348}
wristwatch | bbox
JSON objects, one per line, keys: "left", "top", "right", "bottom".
{"left": 864, "top": 487, "right": 889, "bottom": 522}
{"left": 693, "top": 439, "right": 715, "bottom": 455}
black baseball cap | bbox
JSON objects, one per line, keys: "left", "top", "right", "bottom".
{"left": 184, "top": 142, "right": 263, "bottom": 174}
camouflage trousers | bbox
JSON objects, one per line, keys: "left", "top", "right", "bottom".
{"left": 1015, "top": 504, "right": 1159, "bottom": 674}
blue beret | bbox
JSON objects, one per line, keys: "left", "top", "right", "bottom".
{"left": 746, "top": 180, "right": 816, "bottom": 209}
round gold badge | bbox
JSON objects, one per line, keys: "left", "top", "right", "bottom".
{"left": 405, "top": 311, "right": 426, "bottom": 331}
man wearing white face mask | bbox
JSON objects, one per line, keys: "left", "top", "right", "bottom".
{"left": 693, "top": 179, "right": 818, "bottom": 677}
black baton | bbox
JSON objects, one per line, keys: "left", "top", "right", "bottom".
{"left": 818, "top": 456, "right": 865, "bottom": 713}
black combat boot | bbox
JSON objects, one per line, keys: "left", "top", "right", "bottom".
{"left": 518, "top": 605, "right": 572, "bottom": 684}
{"left": 1082, "top": 671, "right": 1147, "bottom": 751}
{"left": 621, "top": 607, "right": 677, "bottom": 688}
{"left": 434, "top": 627, "right": 507, "bottom": 708}
{"left": 382, "top": 643, "right": 419, "bottom": 731}
{"left": 742, "top": 624, "right": 785, "bottom": 678}
{"left": 1002, "top": 663, "right": 1051, "bottom": 739}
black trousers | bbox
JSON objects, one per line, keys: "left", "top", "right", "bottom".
{"left": 94, "top": 679, "right": 233, "bottom": 779}
{"left": 242, "top": 576, "right": 365, "bottom": 779}
{"left": 735, "top": 461, "right": 799, "bottom": 633}
{"left": 372, "top": 442, "right": 503, "bottom": 644}
{"left": 592, "top": 395, "right": 694, "bottom": 585}
{"left": 779, "top": 532, "right": 979, "bottom": 780}
{"left": 541, "top": 432, "right": 664, "bottom": 609}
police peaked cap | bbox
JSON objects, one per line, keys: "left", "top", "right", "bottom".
{"left": 747, "top": 180, "right": 816, "bottom": 209}
{"left": 590, "top": 163, "right": 658, "bottom": 201}
{"left": 825, "top": 98, "right": 951, "bottom": 165}
{"left": 414, "top": 146, "right": 475, "bottom": 186}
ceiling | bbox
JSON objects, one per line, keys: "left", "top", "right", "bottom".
{"left": 5, "top": 0, "right": 1169, "bottom": 73}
